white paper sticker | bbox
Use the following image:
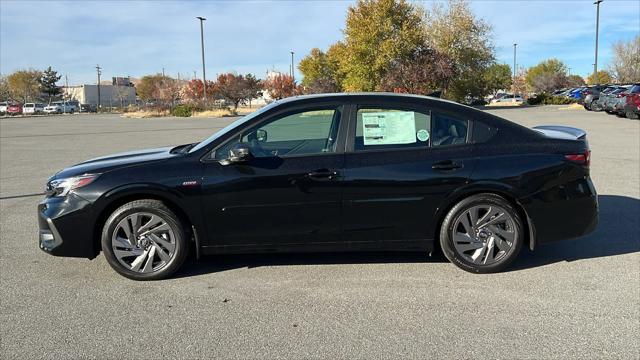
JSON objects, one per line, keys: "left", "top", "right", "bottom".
{"left": 362, "top": 111, "right": 416, "bottom": 145}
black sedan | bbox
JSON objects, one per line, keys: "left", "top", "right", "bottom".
{"left": 38, "top": 93, "right": 598, "bottom": 280}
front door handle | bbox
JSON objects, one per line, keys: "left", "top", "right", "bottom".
{"left": 307, "top": 169, "right": 339, "bottom": 180}
{"left": 432, "top": 160, "right": 463, "bottom": 171}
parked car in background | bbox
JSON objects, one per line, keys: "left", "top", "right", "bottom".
{"left": 568, "top": 87, "right": 586, "bottom": 99}
{"left": 604, "top": 85, "right": 631, "bottom": 113}
{"left": 80, "top": 103, "right": 97, "bottom": 113}
{"left": 0, "top": 101, "right": 8, "bottom": 115}
{"left": 593, "top": 86, "right": 627, "bottom": 112}
{"left": 23, "top": 103, "right": 45, "bottom": 115}
{"left": 581, "top": 85, "right": 607, "bottom": 109}
{"left": 622, "top": 84, "right": 640, "bottom": 119}
{"left": 491, "top": 94, "right": 523, "bottom": 103}
{"left": 7, "top": 103, "right": 23, "bottom": 115}
{"left": 51, "top": 101, "right": 77, "bottom": 114}
{"left": 44, "top": 104, "right": 63, "bottom": 114}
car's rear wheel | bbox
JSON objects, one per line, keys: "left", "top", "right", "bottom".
{"left": 625, "top": 110, "right": 638, "bottom": 120}
{"left": 101, "top": 199, "right": 188, "bottom": 280}
{"left": 440, "top": 193, "right": 523, "bottom": 273}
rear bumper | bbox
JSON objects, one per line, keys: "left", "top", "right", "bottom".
{"left": 38, "top": 193, "right": 97, "bottom": 258}
{"left": 523, "top": 176, "right": 598, "bottom": 244}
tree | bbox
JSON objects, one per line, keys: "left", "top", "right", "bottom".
{"left": 483, "top": 63, "right": 512, "bottom": 96}
{"left": 242, "top": 73, "right": 263, "bottom": 107}
{"left": 424, "top": 0, "right": 495, "bottom": 100}
{"left": 263, "top": 73, "right": 298, "bottom": 100}
{"left": 339, "top": 0, "right": 425, "bottom": 91}
{"left": 566, "top": 75, "right": 586, "bottom": 88}
{"left": 7, "top": 69, "right": 42, "bottom": 103}
{"left": 213, "top": 73, "right": 252, "bottom": 111}
{"left": 525, "top": 59, "right": 568, "bottom": 93}
{"left": 380, "top": 46, "right": 455, "bottom": 95}
{"left": 586, "top": 70, "right": 612, "bottom": 85}
{"left": 0, "top": 76, "right": 10, "bottom": 100}
{"left": 512, "top": 68, "right": 528, "bottom": 97}
{"left": 608, "top": 35, "right": 640, "bottom": 83}
{"left": 39, "top": 66, "right": 61, "bottom": 103}
{"left": 136, "top": 74, "right": 179, "bottom": 105}
{"left": 299, "top": 48, "right": 340, "bottom": 93}
{"left": 180, "top": 79, "right": 216, "bottom": 103}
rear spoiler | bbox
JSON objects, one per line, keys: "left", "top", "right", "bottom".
{"left": 532, "top": 125, "right": 587, "bottom": 140}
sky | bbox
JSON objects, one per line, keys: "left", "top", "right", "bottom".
{"left": 1, "top": 0, "right": 638, "bottom": 85}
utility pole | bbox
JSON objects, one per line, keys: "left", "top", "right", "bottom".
{"left": 162, "top": 67, "right": 165, "bottom": 77}
{"left": 196, "top": 17, "right": 207, "bottom": 101}
{"left": 96, "top": 64, "right": 102, "bottom": 109}
{"left": 594, "top": 0, "right": 603, "bottom": 84}
{"left": 290, "top": 51, "right": 295, "bottom": 80}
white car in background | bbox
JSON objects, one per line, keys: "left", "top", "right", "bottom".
{"left": 44, "top": 103, "right": 63, "bottom": 114}
{"left": 491, "top": 94, "right": 524, "bottom": 103}
{"left": 0, "top": 101, "right": 8, "bottom": 115}
{"left": 23, "top": 103, "right": 45, "bottom": 115}
{"left": 44, "top": 101, "right": 78, "bottom": 114}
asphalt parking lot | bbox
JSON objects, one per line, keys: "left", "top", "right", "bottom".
{"left": 1, "top": 106, "right": 638, "bottom": 359}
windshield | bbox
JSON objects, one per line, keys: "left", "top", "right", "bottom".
{"left": 189, "top": 101, "right": 280, "bottom": 153}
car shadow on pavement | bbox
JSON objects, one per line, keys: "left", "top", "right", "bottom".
{"left": 174, "top": 195, "right": 639, "bottom": 278}
{"left": 509, "top": 194, "right": 640, "bottom": 271}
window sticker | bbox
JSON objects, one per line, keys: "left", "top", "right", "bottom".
{"left": 362, "top": 111, "right": 416, "bottom": 145}
{"left": 416, "top": 129, "right": 429, "bottom": 142}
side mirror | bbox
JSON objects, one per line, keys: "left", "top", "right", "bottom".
{"left": 220, "top": 143, "right": 252, "bottom": 165}
{"left": 256, "top": 129, "right": 268, "bottom": 142}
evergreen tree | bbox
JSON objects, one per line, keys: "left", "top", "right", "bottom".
{"left": 40, "top": 66, "right": 62, "bottom": 103}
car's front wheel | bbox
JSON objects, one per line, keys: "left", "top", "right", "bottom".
{"left": 101, "top": 199, "right": 188, "bottom": 280}
{"left": 440, "top": 193, "right": 523, "bottom": 273}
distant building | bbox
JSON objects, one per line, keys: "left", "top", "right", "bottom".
{"left": 62, "top": 84, "right": 136, "bottom": 107}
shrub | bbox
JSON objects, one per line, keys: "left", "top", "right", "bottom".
{"left": 171, "top": 104, "right": 203, "bottom": 117}
{"left": 527, "top": 93, "right": 578, "bottom": 105}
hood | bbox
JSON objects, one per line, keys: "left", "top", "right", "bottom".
{"left": 53, "top": 146, "right": 178, "bottom": 179}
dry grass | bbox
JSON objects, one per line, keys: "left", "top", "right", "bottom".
{"left": 192, "top": 106, "right": 260, "bottom": 118}
{"left": 558, "top": 103, "right": 585, "bottom": 111}
{"left": 486, "top": 101, "right": 524, "bottom": 107}
{"left": 121, "top": 109, "right": 170, "bottom": 118}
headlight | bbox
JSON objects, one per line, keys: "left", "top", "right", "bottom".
{"left": 46, "top": 174, "right": 100, "bottom": 197}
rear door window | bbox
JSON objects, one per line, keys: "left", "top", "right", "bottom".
{"left": 353, "top": 106, "right": 469, "bottom": 151}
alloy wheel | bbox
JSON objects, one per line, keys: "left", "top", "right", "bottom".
{"left": 111, "top": 212, "right": 177, "bottom": 273}
{"left": 451, "top": 204, "right": 517, "bottom": 265}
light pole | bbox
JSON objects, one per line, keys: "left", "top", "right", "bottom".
{"left": 196, "top": 16, "right": 207, "bottom": 101}
{"left": 95, "top": 64, "right": 102, "bottom": 109}
{"left": 593, "top": 0, "right": 603, "bottom": 85}
{"left": 290, "top": 51, "right": 295, "bottom": 80}
{"left": 512, "top": 43, "right": 517, "bottom": 100}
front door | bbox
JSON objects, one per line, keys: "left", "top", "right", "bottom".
{"left": 201, "top": 105, "right": 346, "bottom": 251}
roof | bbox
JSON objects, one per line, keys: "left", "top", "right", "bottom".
{"left": 276, "top": 92, "right": 464, "bottom": 107}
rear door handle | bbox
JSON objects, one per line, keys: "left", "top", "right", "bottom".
{"left": 432, "top": 160, "right": 463, "bottom": 171}
{"left": 307, "top": 169, "right": 339, "bottom": 180}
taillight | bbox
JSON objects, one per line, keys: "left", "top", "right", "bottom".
{"left": 565, "top": 150, "right": 590, "bottom": 167}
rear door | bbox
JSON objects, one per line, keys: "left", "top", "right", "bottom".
{"left": 341, "top": 101, "right": 476, "bottom": 249}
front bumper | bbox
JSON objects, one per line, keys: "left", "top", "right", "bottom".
{"left": 38, "top": 193, "right": 98, "bottom": 258}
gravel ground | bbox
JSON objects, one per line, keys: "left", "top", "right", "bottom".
{"left": 0, "top": 106, "right": 638, "bottom": 359}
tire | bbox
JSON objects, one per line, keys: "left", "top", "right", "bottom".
{"left": 101, "top": 199, "right": 188, "bottom": 280}
{"left": 439, "top": 193, "right": 523, "bottom": 274}
{"left": 626, "top": 111, "right": 638, "bottom": 120}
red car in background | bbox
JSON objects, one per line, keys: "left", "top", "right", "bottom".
{"left": 623, "top": 84, "right": 640, "bottom": 119}
{"left": 7, "top": 103, "right": 23, "bottom": 115}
